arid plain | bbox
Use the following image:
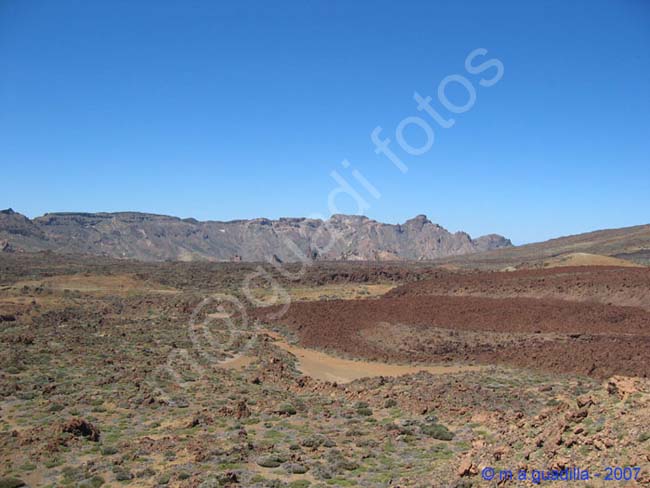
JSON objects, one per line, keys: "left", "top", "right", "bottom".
{"left": 1, "top": 250, "right": 649, "bottom": 487}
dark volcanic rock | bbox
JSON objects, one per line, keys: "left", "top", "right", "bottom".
{"left": 59, "top": 418, "right": 101, "bottom": 441}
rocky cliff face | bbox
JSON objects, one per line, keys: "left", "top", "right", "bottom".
{"left": 0, "top": 209, "right": 511, "bottom": 262}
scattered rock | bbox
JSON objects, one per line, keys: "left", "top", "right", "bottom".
{"left": 606, "top": 376, "right": 638, "bottom": 399}
{"left": 58, "top": 418, "right": 100, "bottom": 441}
{"left": 576, "top": 396, "right": 594, "bottom": 408}
{"left": 457, "top": 457, "right": 477, "bottom": 477}
{"left": 566, "top": 408, "right": 588, "bottom": 423}
{"left": 236, "top": 400, "right": 250, "bottom": 419}
{"left": 0, "top": 240, "right": 15, "bottom": 253}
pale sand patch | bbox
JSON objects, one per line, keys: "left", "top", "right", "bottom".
{"left": 220, "top": 354, "right": 256, "bottom": 370}
{"left": 251, "top": 283, "right": 396, "bottom": 306}
{"left": 541, "top": 252, "right": 642, "bottom": 268}
{"left": 220, "top": 329, "right": 482, "bottom": 383}
{"left": 14, "top": 273, "right": 178, "bottom": 294}
{"left": 275, "top": 340, "right": 482, "bottom": 383}
{"left": 207, "top": 311, "right": 232, "bottom": 319}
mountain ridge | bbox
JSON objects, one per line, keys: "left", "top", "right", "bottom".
{"left": 0, "top": 209, "right": 511, "bottom": 262}
{"left": 436, "top": 223, "right": 650, "bottom": 269}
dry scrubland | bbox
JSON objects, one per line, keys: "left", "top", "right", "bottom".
{"left": 0, "top": 253, "right": 649, "bottom": 487}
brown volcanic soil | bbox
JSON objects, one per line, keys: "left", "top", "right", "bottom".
{"left": 256, "top": 267, "right": 650, "bottom": 379}
{"left": 386, "top": 265, "right": 650, "bottom": 310}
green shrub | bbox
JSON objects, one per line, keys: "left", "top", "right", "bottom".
{"left": 113, "top": 469, "right": 132, "bottom": 482}
{"left": 289, "top": 481, "right": 311, "bottom": 488}
{"left": 257, "top": 455, "right": 286, "bottom": 468}
{"left": 0, "top": 478, "right": 25, "bottom": 488}
{"left": 277, "top": 404, "right": 297, "bottom": 416}
{"left": 421, "top": 423, "right": 454, "bottom": 441}
{"left": 285, "top": 463, "right": 308, "bottom": 474}
{"left": 77, "top": 476, "right": 104, "bottom": 488}
{"left": 101, "top": 446, "right": 118, "bottom": 456}
{"left": 357, "top": 407, "right": 373, "bottom": 417}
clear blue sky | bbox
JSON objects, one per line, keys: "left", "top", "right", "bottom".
{"left": 1, "top": 0, "right": 648, "bottom": 244}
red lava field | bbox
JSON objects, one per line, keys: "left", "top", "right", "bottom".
{"left": 256, "top": 266, "right": 650, "bottom": 379}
